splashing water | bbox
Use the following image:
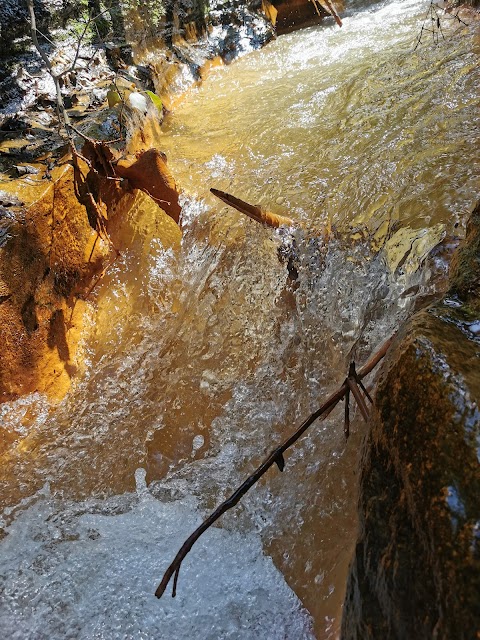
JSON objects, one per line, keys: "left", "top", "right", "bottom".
{"left": 1, "top": 0, "right": 479, "bottom": 638}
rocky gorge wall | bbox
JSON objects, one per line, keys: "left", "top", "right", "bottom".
{"left": 0, "top": 0, "right": 282, "bottom": 403}
{"left": 342, "top": 201, "right": 480, "bottom": 639}
{"left": 0, "top": 158, "right": 112, "bottom": 403}
{"left": 1, "top": 1, "right": 480, "bottom": 636}
{"left": 0, "top": 0, "right": 340, "bottom": 404}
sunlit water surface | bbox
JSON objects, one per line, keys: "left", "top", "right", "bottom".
{"left": 1, "top": 0, "right": 479, "bottom": 638}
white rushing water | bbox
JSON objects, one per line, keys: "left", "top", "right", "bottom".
{"left": 0, "top": 475, "right": 314, "bottom": 640}
{"left": 1, "top": 0, "right": 479, "bottom": 638}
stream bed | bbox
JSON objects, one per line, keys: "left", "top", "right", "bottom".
{"left": 1, "top": 0, "right": 480, "bottom": 638}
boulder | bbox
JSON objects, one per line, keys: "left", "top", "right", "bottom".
{"left": 342, "top": 201, "right": 480, "bottom": 639}
{"left": 115, "top": 148, "right": 182, "bottom": 224}
{"left": 0, "top": 162, "right": 108, "bottom": 402}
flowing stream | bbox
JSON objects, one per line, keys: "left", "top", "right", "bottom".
{"left": 1, "top": 0, "right": 480, "bottom": 638}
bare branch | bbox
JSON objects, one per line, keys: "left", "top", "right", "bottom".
{"left": 27, "top": 0, "right": 54, "bottom": 73}
{"left": 357, "top": 377, "right": 373, "bottom": 404}
{"left": 347, "top": 376, "right": 369, "bottom": 422}
{"left": 310, "top": 0, "right": 322, "bottom": 19}
{"left": 344, "top": 386, "right": 350, "bottom": 438}
{"left": 211, "top": 188, "right": 294, "bottom": 228}
{"left": 58, "top": 8, "right": 112, "bottom": 78}
{"left": 26, "top": 0, "right": 71, "bottom": 129}
{"left": 155, "top": 334, "right": 396, "bottom": 598}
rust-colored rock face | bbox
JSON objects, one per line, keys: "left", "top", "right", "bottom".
{"left": 0, "top": 164, "right": 108, "bottom": 402}
{"left": 342, "top": 201, "right": 480, "bottom": 640}
{"left": 0, "top": 138, "right": 184, "bottom": 404}
{"left": 115, "top": 149, "right": 182, "bottom": 224}
{"left": 0, "top": 135, "right": 183, "bottom": 404}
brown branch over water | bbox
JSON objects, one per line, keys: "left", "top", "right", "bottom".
{"left": 155, "top": 334, "right": 396, "bottom": 599}
{"left": 211, "top": 188, "right": 294, "bottom": 228}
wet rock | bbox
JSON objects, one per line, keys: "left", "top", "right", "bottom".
{"left": 0, "top": 163, "right": 109, "bottom": 402}
{"left": 115, "top": 148, "right": 182, "bottom": 224}
{"left": 0, "top": 0, "right": 41, "bottom": 57}
{"left": 13, "top": 164, "right": 40, "bottom": 177}
{"left": 273, "top": 0, "right": 328, "bottom": 34}
{"left": 104, "top": 42, "right": 134, "bottom": 71}
{"left": 342, "top": 201, "right": 480, "bottom": 639}
{"left": 0, "top": 192, "right": 24, "bottom": 208}
{"left": 0, "top": 207, "right": 18, "bottom": 248}
{"left": 449, "top": 202, "right": 480, "bottom": 313}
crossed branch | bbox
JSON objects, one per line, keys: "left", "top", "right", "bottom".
{"left": 155, "top": 334, "right": 395, "bottom": 599}
{"left": 414, "top": 1, "right": 470, "bottom": 51}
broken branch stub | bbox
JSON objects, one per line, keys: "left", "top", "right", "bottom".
{"left": 155, "top": 334, "right": 396, "bottom": 599}
{"left": 210, "top": 188, "right": 294, "bottom": 229}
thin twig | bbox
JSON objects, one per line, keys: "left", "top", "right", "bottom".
{"left": 68, "top": 123, "right": 97, "bottom": 144}
{"left": 346, "top": 362, "right": 370, "bottom": 421}
{"left": 347, "top": 377, "right": 369, "bottom": 422}
{"left": 448, "top": 7, "right": 468, "bottom": 27}
{"left": 155, "top": 334, "right": 396, "bottom": 598}
{"left": 58, "top": 8, "right": 112, "bottom": 78}
{"left": 34, "top": 28, "right": 57, "bottom": 48}
{"left": 357, "top": 377, "right": 373, "bottom": 404}
{"left": 27, "top": 0, "right": 71, "bottom": 130}
{"left": 344, "top": 386, "right": 350, "bottom": 439}
{"left": 413, "top": 0, "right": 466, "bottom": 51}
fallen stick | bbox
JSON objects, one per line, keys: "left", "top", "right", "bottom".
{"left": 211, "top": 188, "right": 294, "bottom": 228}
{"left": 155, "top": 333, "right": 395, "bottom": 598}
